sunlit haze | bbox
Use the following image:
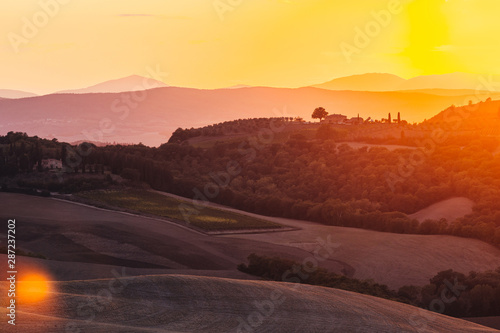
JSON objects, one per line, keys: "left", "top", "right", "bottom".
{"left": 1, "top": 0, "right": 500, "bottom": 94}
{"left": 3, "top": 2, "right": 500, "bottom": 331}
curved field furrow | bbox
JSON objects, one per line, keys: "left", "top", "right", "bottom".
{"left": 0, "top": 275, "right": 498, "bottom": 333}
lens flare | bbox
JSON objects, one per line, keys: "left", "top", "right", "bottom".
{"left": 17, "top": 271, "right": 52, "bottom": 304}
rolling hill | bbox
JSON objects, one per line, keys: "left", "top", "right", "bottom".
{"left": 400, "top": 73, "right": 484, "bottom": 91}
{"left": 54, "top": 75, "right": 168, "bottom": 94}
{"left": 396, "top": 88, "right": 496, "bottom": 97}
{"left": 314, "top": 72, "right": 495, "bottom": 92}
{"left": 2, "top": 193, "right": 500, "bottom": 289}
{"left": 0, "top": 86, "right": 488, "bottom": 146}
{"left": 426, "top": 98, "right": 500, "bottom": 135}
{"left": 1, "top": 274, "right": 497, "bottom": 332}
{"left": 0, "top": 89, "right": 38, "bottom": 99}
{"left": 313, "top": 73, "right": 406, "bottom": 91}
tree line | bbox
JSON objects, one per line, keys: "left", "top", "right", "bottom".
{"left": 239, "top": 254, "right": 500, "bottom": 318}
{"left": 2, "top": 126, "right": 500, "bottom": 249}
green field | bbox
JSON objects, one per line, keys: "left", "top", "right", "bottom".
{"left": 77, "top": 189, "right": 282, "bottom": 232}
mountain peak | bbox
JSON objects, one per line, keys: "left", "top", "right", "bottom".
{"left": 312, "top": 72, "right": 489, "bottom": 92}
{"left": 54, "top": 75, "right": 168, "bottom": 95}
{"left": 0, "top": 89, "right": 38, "bottom": 99}
{"left": 313, "top": 73, "right": 406, "bottom": 92}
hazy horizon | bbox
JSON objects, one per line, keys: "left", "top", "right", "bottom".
{"left": 3, "top": 2, "right": 500, "bottom": 332}
{"left": 3, "top": 1, "right": 500, "bottom": 94}
{"left": 1, "top": 71, "right": 496, "bottom": 96}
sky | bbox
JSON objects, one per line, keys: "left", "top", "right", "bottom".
{"left": 1, "top": 0, "right": 499, "bottom": 94}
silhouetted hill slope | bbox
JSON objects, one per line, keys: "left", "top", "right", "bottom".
{"left": 0, "top": 86, "right": 487, "bottom": 146}
{"left": 314, "top": 72, "right": 489, "bottom": 92}
{"left": 314, "top": 73, "right": 406, "bottom": 91}
{"left": 427, "top": 99, "right": 500, "bottom": 132}
{"left": 55, "top": 75, "right": 167, "bottom": 94}
{"left": 0, "top": 89, "right": 38, "bottom": 99}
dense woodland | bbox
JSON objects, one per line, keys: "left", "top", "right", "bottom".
{"left": 2, "top": 114, "right": 500, "bottom": 250}
{"left": 238, "top": 254, "right": 403, "bottom": 302}
{"left": 168, "top": 117, "right": 296, "bottom": 143}
{"left": 239, "top": 254, "right": 500, "bottom": 318}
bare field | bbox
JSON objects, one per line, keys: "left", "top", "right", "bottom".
{"left": 151, "top": 192, "right": 500, "bottom": 289}
{"left": 3, "top": 192, "right": 498, "bottom": 289}
{"left": 1, "top": 193, "right": 500, "bottom": 332}
{"left": 0, "top": 275, "right": 498, "bottom": 333}
{"left": 0, "top": 193, "right": 500, "bottom": 289}
{"left": 409, "top": 197, "right": 475, "bottom": 222}
{"left": 224, "top": 219, "right": 500, "bottom": 288}
{"left": 0, "top": 193, "right": 347, "bottom": 278}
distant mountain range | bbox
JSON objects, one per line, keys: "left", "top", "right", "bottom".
{"left": 0, "top": 89, "right": 38, "bottom": 99}
{"left": 313, "top": 72, "right": 493, "bottom": 92}
{"left": 2, "top": 72, "right": 500, "bottom": 146}
{"left": 55, "top": 75, "right": 168, "bottom": 94}
{"left": 0, "top": 75, "right": 167, "bottom": 99}
{"left": 312, "top": 73, "right": 405, "bottom": 91}
{"left": 2, "top": 85, "right": 498, "bottom": 146}
{"left": 2, "top": 72, "right": 496, "bottom": 99}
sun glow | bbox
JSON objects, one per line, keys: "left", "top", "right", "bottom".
{"left": 2, "top": 1, "right": 500, "bottom": 91}
{"left": 402, "top": 0, "right": 454, "bottom": 74}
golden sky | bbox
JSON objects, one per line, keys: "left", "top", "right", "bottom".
{"left": 1, "top": 0, "right": 499, "bottom": 94}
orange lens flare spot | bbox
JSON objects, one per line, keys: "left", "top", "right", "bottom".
{"left": 17, "top": 272, "right": 52, "bottom": 304}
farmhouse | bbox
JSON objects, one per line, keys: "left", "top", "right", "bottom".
{"left": 322, "top": 114, "right": 347, "bottom": 124}
{"left": 346, "top": 116, "right": 364, "bottom": 125}
{"left": 33, "top": 159, "right": 63, "bottom": 171}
